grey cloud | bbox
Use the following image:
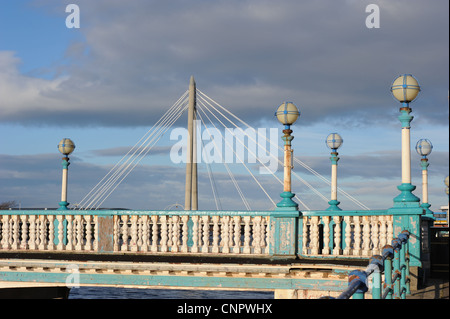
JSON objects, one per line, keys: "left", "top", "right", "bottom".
{"left": 0, "top": 0, "right": 447, "bottom": 127}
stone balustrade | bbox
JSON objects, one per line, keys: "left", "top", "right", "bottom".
{"left": 1, "top": 210, "right": 396, "bottom": 259}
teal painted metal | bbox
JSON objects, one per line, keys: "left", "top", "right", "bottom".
{"left": 326, "top": 200, "right": 341, "bottom": 211}
{"left": 0, "top": 269, "right": 348, "bottom": 293}
{"left": 398, "top": 108, "right": 413, "bottom": 128}
{"left": 276, "top": 191, "right": 298, "bottom": 209}
{"left": 331, "top": 230, "right": 411, "bottom": 299}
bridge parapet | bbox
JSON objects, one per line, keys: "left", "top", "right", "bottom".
{"left": 1, "top": 209, "right": 400, "bottom": 260}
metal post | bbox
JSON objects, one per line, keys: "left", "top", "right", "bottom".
{"left": 283, "top": 129, "right": 293, "bottom": 193}
{"left": 382, "top": 245, "right": 394, "bottom": 299}
{"left": 400, "top": 243, "right": 407, "bottom": 298}
{"left": 369, "top": 255, "right": 383, "bottom": 299}
{"left": 58, "top": 157, "right": 70, "bottom": 210}
{"left": 393, "top": 240, "right": 401, "bottom": 298}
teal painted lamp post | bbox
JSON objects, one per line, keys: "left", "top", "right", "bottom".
{"left": 326, "top": 133, "right": 343, "bottom": 211}
{"left": 58, "top": 138, "right": 75, "bottom": 210}
{"left": 275, "top": 102, "right": 300, "bottom": 210}
{"left": 390, "top": 74, "right": 421, "bottom": 205}
{"left": 415, "top": 139, "right": 434, "bottom": 219}
{"left": 388, "top": 75, "right": 424, "bottom": 270}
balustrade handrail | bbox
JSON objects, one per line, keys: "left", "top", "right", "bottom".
{"left": 322, "top": 230, "right": 411, "bottom": 299}
{"left": 0, "top": 209, "right": 274, "bottom": 216}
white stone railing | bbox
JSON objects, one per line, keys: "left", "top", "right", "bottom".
{"left": 114, "top": 213, "right": 270, "bottom": 254}
{"left": 0, "top": 211, "right": 272, "bottom": 256}
{"left": 0, "top": 210, "right": 396, "bottom": 259}
{"left": 300, "top": 211, "right": 394, "bottom": 258}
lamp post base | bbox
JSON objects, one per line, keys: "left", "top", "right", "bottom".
{"left": 326, "top": 200, "right": 342, "bottom": 211}
{"left": 393, "top": 183, "right": 420, "bottom": 205}
{"left": 420, "top": 203, "right": 435, "bottom": 220}
{"left": 58, "top": 201, "right": 69, "bottom": 210}
{"left": 276, "top": 191, "right": 298, "bottom": 210}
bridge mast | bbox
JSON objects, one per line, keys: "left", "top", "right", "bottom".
{"left": 184, "top": 76, "right": 198, "bottom": 210}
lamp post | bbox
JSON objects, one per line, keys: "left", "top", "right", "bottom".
{"left": 390, "top": 74, "right": 421, "bottom": 204}
{"left": 275, "top": 102, "right": 300, "bottom": 209}
{"left": 58, "top": 138, "right": 75, "bottom": 210}
{"left": 326, "top": 133, "right": 343, "bottom": 211}
{"left": 415, "top": 139, "right": 434, "bottom": 219}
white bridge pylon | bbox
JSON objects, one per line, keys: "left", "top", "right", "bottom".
{"left": 76, "top": 78, "right": 369, "bottom": 211}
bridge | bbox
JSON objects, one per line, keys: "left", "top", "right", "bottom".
{"left": 0, "top": 74, "right": 444, "bottom": 299}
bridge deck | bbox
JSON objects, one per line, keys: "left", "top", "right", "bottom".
{"left": 0, "top": 251, "right": 368, "bottom": 298}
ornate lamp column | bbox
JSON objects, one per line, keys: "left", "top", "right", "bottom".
{"left": 390, "top": 74, "right": 421, "bottom": 204}
{"left": 415, "top": 139, "right": 434, "bottom": 219}
{"left": 270, "top": 102, "right": 300, "bottom": 258}
{"left": 58, "top": 138, "right": 75, "bottom": 210}
{"left": 388, "top": 74, "right": 424, "bottom": 278}
{"left": 275, "top": 102, "right": 300, "bottom": 209}
{"left": 326, "top": 133, "right": 343, "bottom": 211}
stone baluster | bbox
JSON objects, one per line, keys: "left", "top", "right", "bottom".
{"left": 141, "top": 215, "right": 149, "bottom": 252}
{"left": 150, "top": 215, "right": 159, "bottom": 252}
{"left": 322, "top": 216, "right": 331, "bottom": 255}
{"left": 343, "top": 216, "right": 351, "bottom": 255}
{"left": 222, "top": 216, "right": 230, "bottom": 253}
{"left": 160, "top": 215, "right": 168, "bottom": 252}
{"left": 38, "top": 215, "right": 47, "bottom": 250}
{"left": 387, "top": 216, "right": 394, "bottom": 243}
{"left": 75, "top": 215, "right": 83, "bottom": 251}
{"left": 56, "top": 215, "right": 65, "bottom": 250}
{"left": 260, "top": 217, "right": 267, "bottom": 252}
{"left": 47, "top": 215, "right": 55, "bottom": 251}
{"left": 253, "top": 216, "right": 262, "bottom": 254}
{"left": 181, "top": 215, "right": 189, "bottom": 253}
{"left": 191, "top": 216, "right": 199, "bottom": 253}
{"left": 232, "top": 216, "right": 241, "bottom": 254}
{"left": 243, "top": 216, "right": 251, "bottom": 254}
{"left": 93, "top": 215, "right": 98, "bottom": 251}
{"left": 310, "top": 216, "right": 320, "bottom": 255}
{"left": 167, "top": 217, "right": 173, "bottom": 249}
{"left": 333, "top": 216, "right": 342, "bottom": 255}
{"left": 172, "top": 215, "right": 180, "bottom": 252}
{"left": 11, "top": 215, "right": 19, "bottom": 250}
{"left": 212, "top": 216, "right": 220, "bottom": 253}
{"left": 302, "top": 216, "right": 308, "bottom": 255}
{"left": 130, "top": 215, "right": 138, "bottom": 252}
{"left": 362, "top": 216, "right": 371, "bottom": 256}
{"left": 201, "top": 216, "right": 210, "bottom": 253}
{"left": 84, "top": 215, "right": 92, "bottom": 251}
{"left": 371, "top": 216, "right": 380, "bottom": 254}
{"left": 1, "top": 215, "right": 9, "bottom": 249}
{"left": 121, "top": 215, "right": 129, "bottom": 252}
{"left": 66, "top": 215, "right": 74, "bottom": 250}
{"left": 379, "top": 215, "right": 387, "bottom": 248}
{"left": 20, "top": 215, "right": 28, "bottom": 250}
{"left": 353, "top": 216, "right": 361, "bottom": 256}
{"left": 113, "top": 216, "right": 120, "bottom": 251}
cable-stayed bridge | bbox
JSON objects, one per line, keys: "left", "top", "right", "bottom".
{"left": 0, "top": 75, "right": 433, "bottom": 299}
{"left": 75, "top": 76, "right": 369, "bottom": 212}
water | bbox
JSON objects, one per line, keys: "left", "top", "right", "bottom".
{"left": 69, "top": 287, "right": 274, "bottom": 299}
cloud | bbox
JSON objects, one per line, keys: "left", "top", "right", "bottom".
{"left": 0, "top": 0, "right": 447, "bottom": 127}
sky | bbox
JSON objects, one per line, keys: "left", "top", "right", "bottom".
{"left": 0, "top": 0, "right": 448, "bottom": 212}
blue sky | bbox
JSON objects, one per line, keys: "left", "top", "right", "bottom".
{"left": 0, "top": 0, "right": 448, "bottom": 211}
